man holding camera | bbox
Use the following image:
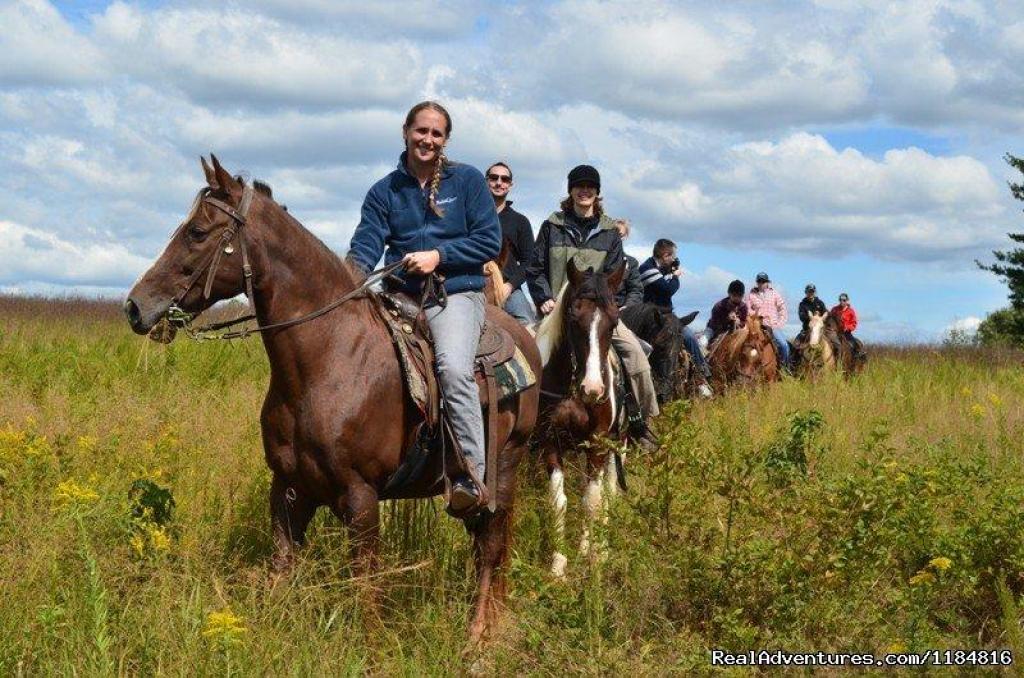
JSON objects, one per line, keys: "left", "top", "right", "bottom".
{"left": 639, "top": 239, "right": 713, "bottom": 397}
{"left": 639, "top": 239, "right": 682, "bottom": 309}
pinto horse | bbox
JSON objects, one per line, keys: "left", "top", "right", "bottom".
{"left": 707, "top": 314, "right": 779, "bottom": 387}
{"left": 535, "top": 260, "right": 627, "bottom": 577}
{"left": 795, "top": 312, "right": 837, "bottom": 379}
{"left": 124, "top": 156, "right": 540, "bottom": 644}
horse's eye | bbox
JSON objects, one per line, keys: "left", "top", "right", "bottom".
{"left": 188, "top": 225, "right": 208, "bottom": 242}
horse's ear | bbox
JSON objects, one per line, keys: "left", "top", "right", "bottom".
{"left": 210, "top": 153, "right": 241, "bottom": 199}
{"left": 567, "top": 258, "right": 584, "bottom": 288}
{"left": 200, "top": 156, "right": 218, "bottom": 188}
{"left": 607, "top": 261, "right": 627, "bottom": 294}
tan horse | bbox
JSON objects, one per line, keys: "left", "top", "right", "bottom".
{"left": 708, "top": 315, "right": 779, "bottom": 387}
{"left": 796, "top": 312, "right": 837, "bottom": 379}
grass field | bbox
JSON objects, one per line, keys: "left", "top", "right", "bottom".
{"left": 2, "top": 295, "right": 1024, "bottom": 676}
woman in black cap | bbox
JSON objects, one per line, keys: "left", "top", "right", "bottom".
{"left": 526, "top": 165, "right": 660, "bottom": 440}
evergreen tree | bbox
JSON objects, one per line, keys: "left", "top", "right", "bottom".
{"left": 977, "top": 153, "right": 1024, "bottom": 309}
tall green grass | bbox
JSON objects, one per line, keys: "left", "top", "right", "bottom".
{"left": 2, "top": 295, "right": 1024, "bottom": 675}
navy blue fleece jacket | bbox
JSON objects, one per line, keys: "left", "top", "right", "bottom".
{"left": 347, "top": 153, "right": 501, "bottom": 295}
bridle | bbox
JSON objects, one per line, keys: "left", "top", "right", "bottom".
{"left": 170, "top": 184, "right": 256, "bottom": 311}
{"left": 164, "top": 184, "right": 405, "bottom": 341}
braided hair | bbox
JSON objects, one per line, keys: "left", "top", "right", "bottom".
{"left": 403, "top": 101, "right": 452, "bottom": 218}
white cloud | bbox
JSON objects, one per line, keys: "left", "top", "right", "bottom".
{"left": 945, "top": 316, "right": 982, "bottom": 334}
{"left": 0, "top": 0, "right": 107, "bottom": 86}
{"left": 0, "top": 220, "right": 151, "bottom": 288}
{"left": 92, "top": 3, "right": 424, "bottom": 109}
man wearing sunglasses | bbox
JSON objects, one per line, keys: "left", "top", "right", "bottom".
{"left": 486, "top": 162, "right": 536, "bottom": 324}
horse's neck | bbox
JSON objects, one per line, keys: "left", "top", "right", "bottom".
{"left": 251, "top": 205, "right": 358, "bottom": 324}
{"left": 249, "top": 203, "right": 373, "bottom": 370}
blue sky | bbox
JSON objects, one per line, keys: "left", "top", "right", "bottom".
{"left": 2, "top": 0, "right": 1023, "bottom": 342}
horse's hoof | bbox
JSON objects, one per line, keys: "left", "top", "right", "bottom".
{"left": 550, "top": 552, "right": 568, "bottom": 579}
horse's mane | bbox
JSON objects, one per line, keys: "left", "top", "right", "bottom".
{"left": 238, "top": 176, "right": 357, "bottom": 286}
{"left": 536, "top": 282, "right": 569, "bottom": 366}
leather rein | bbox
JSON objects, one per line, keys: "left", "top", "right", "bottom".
{"left": 164, "top": 184, "right": 406, "bottom": 341}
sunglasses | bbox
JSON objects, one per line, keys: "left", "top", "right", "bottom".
{"left": 487, "top": 173, "right": 512, "bottom": 184}
{"left": 840, "top": 297, "right": 849, "bottom": 302}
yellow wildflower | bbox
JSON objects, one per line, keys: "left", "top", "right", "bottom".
{"left": 148, "top": 525, "right": 171, "bottom": 552}
{"left": 76, "top": 436, "right": 99, "bottom": 453}
{"left": 53, "top": 479, "right": 99, "bottom": 505}
{"left": 989, "top": 393, "right": 1003, "bottom": 408}
{"left": 969, "top": 404, "right": 985, "bottom": 418}
{"left": 960, "top": 387, "right": 972, "bottom": 398}
{"left": 910, "top": 570, "right": 935, "bottom": 586}
{"left": 886, "top": 642, "right": 908, "bottom": 654}
{"left": 929, "top": 557, "right": 952, "bottom": 571}
{"left": 130, "top": 532, "right": 147, "bottom": 558}
{"left": 203, "top": 609, "right": 247, "bottom": 644}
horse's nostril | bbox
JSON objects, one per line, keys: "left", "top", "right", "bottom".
{"left": 124, "top": 298, "right": 141, "bottom": 327}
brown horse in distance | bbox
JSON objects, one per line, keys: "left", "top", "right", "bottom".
{"left": 124, "top": 156, "right": 540, "bottom": 644}
{"left": 707, "top": 314, "right": 779, "bottom": 388}
{"left": 826, "top": 312, "right": 867, "bottom": 377}
{"left": 535, "top": 260, "right": 627, "bottom": 577}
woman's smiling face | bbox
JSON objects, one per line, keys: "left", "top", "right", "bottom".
{"left": 403, "top": 109, "right": 449, "bottom": 165}
{"left": 570, "top": 182, "right": 598, "bottom": 210}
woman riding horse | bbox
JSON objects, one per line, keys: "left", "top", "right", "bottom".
{"left": 347, "top": 101, "right": 499, "bottom": 513}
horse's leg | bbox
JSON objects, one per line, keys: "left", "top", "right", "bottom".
{"left": 546, "top": 450, "right": 569, "bottom": 578}
{"left": 270, "top": 473, "right": 315, "bottom": 573}
{"left": 467, "top": 506, "right": 512, "bottom": 645}
{"left": 603, "top": 450, "right": 620, "bottom": 501}
{"left": 333, "top": 479, "right": 382, "bottom": 623}
{"left": 578, "top": 452, "right": 607, "bottom": 561}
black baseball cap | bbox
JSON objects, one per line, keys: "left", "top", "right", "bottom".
{"left": 567, "top": 164, "right": 601, "bottom": 193}
{"left": 755, "top": 272, "right": 770, "bottom": 283}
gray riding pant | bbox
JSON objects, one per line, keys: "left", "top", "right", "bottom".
{"left": 425, "top": 290, "right": 486, "bottom": 480}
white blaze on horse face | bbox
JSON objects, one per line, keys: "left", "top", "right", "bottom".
{"left": 809, "top": 315, "right": 822, "bottom": 346}
{"left": 749, "top": 348, "right": 758, "bottom": 359}
{"left": 581, "top": 309, "right": 605, "bottom": 399}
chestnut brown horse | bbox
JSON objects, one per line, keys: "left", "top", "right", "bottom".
{"left": 534, "top": 260, "right": 626, "bottom": 577}
{"left": 708, "top": 314, "right": 779, "bottom": 387}
{"left": 124, "top": 156, "right": 540, "bottom": 643}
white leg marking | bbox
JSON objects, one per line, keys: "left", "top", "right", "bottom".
{"left": 579, "top": 468, "right": 605, "bottom": 559}
{"left": 581, "top": 310, "right": 605, "bottom": 398}
{"left": 549, "top": 468, "right": 568, "bottom": 578}
{"left": 604, "top": 453, "right": 619, "bottom": 500}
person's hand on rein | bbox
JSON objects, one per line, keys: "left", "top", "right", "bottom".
{"left": 540, "top": 299, "right": 555, "bottom": 315}
{"left": 402, "top": 250, "right": 441, "bottom": 275}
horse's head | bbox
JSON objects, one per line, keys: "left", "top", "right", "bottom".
{"left": 562, "top": 259, "right": 625, "bottom": 403}
{"left": 807, "top": 312, "right": 825, "bottom": 347}
{"left": 125, "top": 155, "right": 268, "bottom": 334}
{"left": 735, "top": 315, "right": 772, "bottom": 380}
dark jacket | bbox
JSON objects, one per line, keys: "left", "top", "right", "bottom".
{"left": 616, "top": 255, "right": 644, "bottom": 308}
{"left": 798, "top": 296, "right": 828, "bottom": 331}
{"left": 526, "top": 210, "right": 624, "bottom": 307}
{"left": 638, "top": 256, "right": 680, "bottom": 309}
{"left": 497, "top": 202, "right": 534, "bottom": 290}
{"left": 708, "top": 297, "right": 748, "bottom": 338}
{"left": 348, "top": 152, "right": 500, "bottom": 295}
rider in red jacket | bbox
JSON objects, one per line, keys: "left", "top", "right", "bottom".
{"left": 830, "top": 293, "right": 864, "bottom": 358}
